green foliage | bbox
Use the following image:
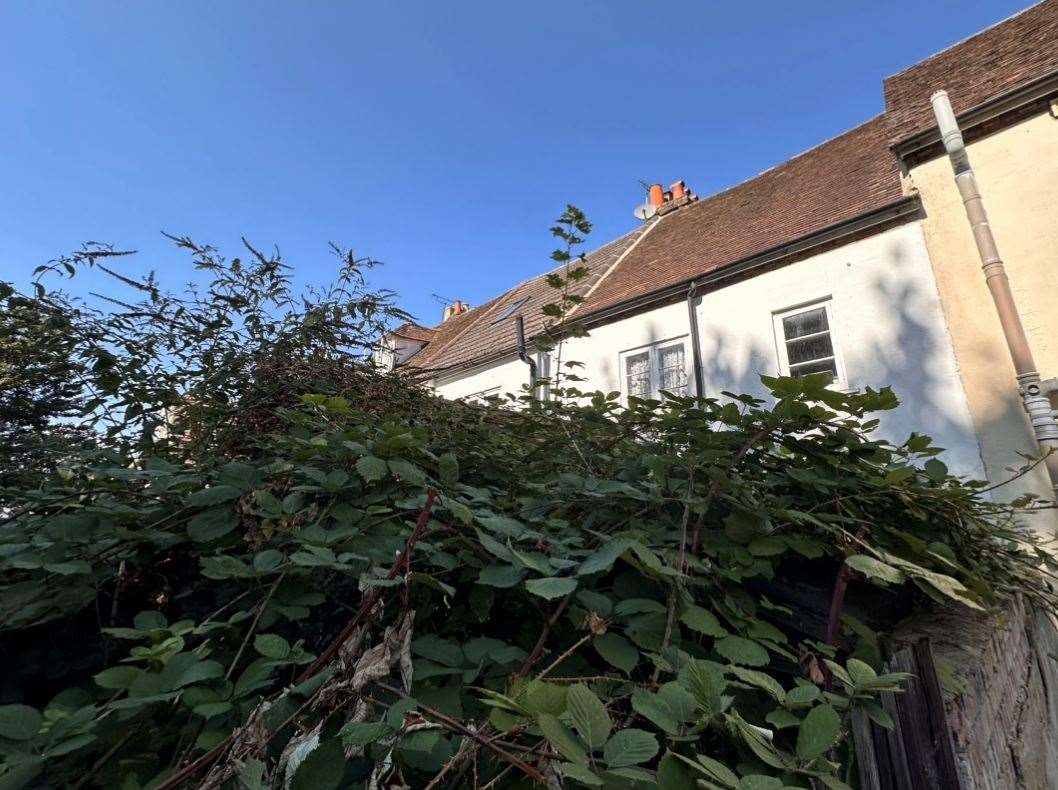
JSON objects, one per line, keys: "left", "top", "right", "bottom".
{"left": 1, "top": 223, "right": 1056, "bottom": 788}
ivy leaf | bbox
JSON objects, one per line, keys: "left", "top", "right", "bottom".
{"left": 525, "top": 576, "right": 577, "bottom": 600}
{"left": 602, "top": 728, "right": 658, "bottom": 768}
{"left": 538, "top": 713, "right": 589, "bottom": 765}
{"left": 796, "top": 703, "right": 841, "bottom": 761}
{"left": 567, "top": 684, "right": 612, "bottom": 749}
{"left": 355, "top": 456, "right": 388, "bottom": 483}
{"left": 715, "top": 636, "right": 769, "bottom": 667}
{"left": 0, "top": 705, "right": 42, "bottom": 741}
{"left": 593, "top": 633, "right": 638, "bottom": 675}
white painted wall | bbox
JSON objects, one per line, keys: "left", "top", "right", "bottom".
{"left": 432, "top": 221, "right": 986, "bottom": 479}
{"left": 375, "top": 335, "right": 427, "bottom": 372}
{"left": 434, "top": 355, "right": 530, "bottom": 401}
{"left": 691, "top": 221, "right": 984, "bottom": 478}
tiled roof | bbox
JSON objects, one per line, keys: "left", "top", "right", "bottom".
{"left": 583, "top": 116, "right": 905, "bottom": 313}
{"left": 884, "top": 0, "right": 1058, "bottom": 145}
{"left": 406, "top": 227, "right": 648, "bottom": 372}
{"left": 390, "top": 322, "right": 436, "bottom": 343}
{"left": 405, "top": 3, "right": 1052, "bottom": 376}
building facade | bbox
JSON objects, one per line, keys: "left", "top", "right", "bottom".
{"left": 386, "top": 0, "right": 1058, "bottom": 524}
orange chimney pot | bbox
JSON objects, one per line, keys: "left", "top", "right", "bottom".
{"left": 648, "top": 184, "right": 664, "bottom": 207}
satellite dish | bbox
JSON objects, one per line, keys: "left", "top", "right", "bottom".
{"left": 633, "top": 203, "right": 657, "bottom": 221}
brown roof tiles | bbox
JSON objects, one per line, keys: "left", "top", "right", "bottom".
{"left": 406, "top": 1, "right": 1057, "bottom": 376}
{"left": 407, "top": 227, "right": 648, "bottom": 372}
{"left": 884, "top": 0, "right": 1058, "bottom": 146}
{"left": 584, "top": 116, "right": 905, "bottom": 314}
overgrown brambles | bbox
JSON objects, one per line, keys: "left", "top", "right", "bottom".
{"left": 2, "top": 362, "right": 1057, "bottom": 788}
{"left": 1, "top": 225, "right": 1056, "bottom": 788}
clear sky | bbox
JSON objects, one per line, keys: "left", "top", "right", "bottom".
{"left": 1, "top": 0, "right": 1030, "bottom": 327}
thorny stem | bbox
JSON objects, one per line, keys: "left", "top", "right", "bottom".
{"left": 537, "top": 633, "right": 592, "bottom": 679}
{"left": 374, "top": 683, "right": 546, "bottom": 784}
{"left": 154, "top": 490, "right": 439, "bottom": 790}
{"left": 514, "top": 593, "right": 573, "bottom": 678}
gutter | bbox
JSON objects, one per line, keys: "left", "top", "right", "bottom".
{"left": 581, "top": 195, "right": 921, "bottom": 329}
{"left": 894, "top": 68, "right": 1058, "bottom": 165}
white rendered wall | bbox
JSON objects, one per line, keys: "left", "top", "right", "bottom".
{"left": 434, "top": 356, "right": 531, "bottom": 401}
{"left": 690, "top": 221, "right": 984, "bottom": 479}
{"left": 432, "top": 221, "right": 986, "bottom": 479}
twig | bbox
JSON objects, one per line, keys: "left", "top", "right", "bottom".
{"left": 226, "top": 573, "right": 285, "bottom": 680}
{"left": 296, "top": 488, "right": 437, "bottom": 682}
{"left": 515, "top": 593, "right": 573, "bottom": 678}
{"left": 70, "top": 731, "right": 135, "bottom": 790}
{"left": 374, "top": 682, "right": 545, "bottom": 784}
{"left": 538, "top": 633, "right": 591, "bottom": 680}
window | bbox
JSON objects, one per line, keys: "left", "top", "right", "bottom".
{"left": 492, "top": 296, "right": 530, "bottom": 323}
{"left": 773, "top": 301, "right": 845, "bottom": 387}
{"left": 620, "top": 338, "right": 689, "bottom": 399}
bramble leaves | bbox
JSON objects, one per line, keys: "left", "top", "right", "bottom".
{"left": 1, "top": 219, "right": 1053, "bottom": 789}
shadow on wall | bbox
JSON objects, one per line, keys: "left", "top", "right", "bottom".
{"left": 693, "top": 235, "right": 989, "bottom": 482}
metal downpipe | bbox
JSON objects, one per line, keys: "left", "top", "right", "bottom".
{"left": 930, "top": 90, "right": 1058, "bottom": 499}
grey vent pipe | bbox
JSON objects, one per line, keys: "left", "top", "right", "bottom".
{"left": 931, "top": 90, "right": 1058, "bottom": 499}
{"left": 514, "top": 315, "right": 538, "bottom": 397}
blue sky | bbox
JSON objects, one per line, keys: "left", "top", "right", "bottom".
{"left": 1, "top": 0, "right": 1028, "bottom": 327}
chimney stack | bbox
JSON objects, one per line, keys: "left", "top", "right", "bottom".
{"left": 442, "top": 300, "right": 469, "bottom": 323}
{"left": 653, "top": 179, "right": 698, "bottom": 216}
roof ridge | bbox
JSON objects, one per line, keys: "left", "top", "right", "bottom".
{"left": 884, "top": 0, "right": 1048, "bottom": 81}
{"left": 676, "top": 114, "right": 885, "bottom": 212}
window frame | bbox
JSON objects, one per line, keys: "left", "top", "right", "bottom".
{"left": 618, "top": 335, "right": 692, "bottom": 401}
{"left": 771, "top": 299, "right": 847, "bottom": 389}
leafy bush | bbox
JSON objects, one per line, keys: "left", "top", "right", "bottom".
{"left": 1, "top": 230, "right": 1055, "bottom": 789}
